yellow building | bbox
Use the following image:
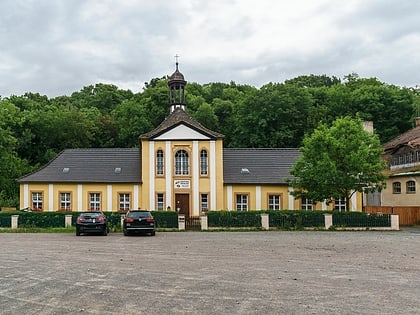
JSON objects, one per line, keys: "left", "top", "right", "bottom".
{"left": 18, "top": 63, "right": 362, "bottom": 214}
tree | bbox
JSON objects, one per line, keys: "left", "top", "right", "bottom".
{"left": 288, "top": 116, "right": 387, "bottom": 210}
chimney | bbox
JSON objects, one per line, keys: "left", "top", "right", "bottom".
{"left": 363, "top": 121, "right": 374, "bottom": 134}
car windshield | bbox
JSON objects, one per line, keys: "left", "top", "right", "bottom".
{"left": 128, "top": 211, "right": 151, "bottom": 219}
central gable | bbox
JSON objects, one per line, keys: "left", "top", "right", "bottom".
{"left": 154, "top": 124, "right": 210, "bottom": 140}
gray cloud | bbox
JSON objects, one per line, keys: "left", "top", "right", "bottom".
{"left": 0, "top": 0, "right": 419, "bottom": 98}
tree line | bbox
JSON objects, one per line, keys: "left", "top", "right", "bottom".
{"left": 0, "top": 73, "right": 419, "bottom": 207}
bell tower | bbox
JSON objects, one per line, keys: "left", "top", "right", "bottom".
{"left": 168, "top": 55, "right": 187, "bottom": 113}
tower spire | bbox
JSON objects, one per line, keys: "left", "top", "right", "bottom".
{"left": 168, "top": 56, "right": 186, "bottom": 113}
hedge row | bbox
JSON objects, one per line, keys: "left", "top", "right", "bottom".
{"left": 0, "top": 210, "right": 391, "bottom": 229}
{"left": 0, "top": 211, "right": 179, "bottom": 229}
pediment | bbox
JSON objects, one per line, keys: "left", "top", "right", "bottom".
{"left": 154, "top": 124, "right": 210, "bottom": 140}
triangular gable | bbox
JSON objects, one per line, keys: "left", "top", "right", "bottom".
{"left": 154, "top": 124, "right": 210, "bottom": 140}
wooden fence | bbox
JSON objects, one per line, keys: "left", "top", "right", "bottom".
{"left": 365, "top": 206, "right": 420, "bottom": 226}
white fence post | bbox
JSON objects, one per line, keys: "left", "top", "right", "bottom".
{"left": 201, "top": 215, "right": 208, "bottom": 230}
{"left": 178, "top": 215, "right": 185, "bottom": 231}
{"left": 11, "top": 215, "right": 19, "bottom": 229}
{"left": 261, "top": 213, "right": 269, "bottom": 230}
{"left": 324, "top": 214, "right": 333, "bottom": 230}
{"left": 65, "top": 215, "right": 72, "bottom": 227}
{"left": 390, "top": 214, "right": 399, "bottom": 230}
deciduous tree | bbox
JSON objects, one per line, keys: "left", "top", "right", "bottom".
{"left": 288, "top": 116, "right": 387, "bottom": 210}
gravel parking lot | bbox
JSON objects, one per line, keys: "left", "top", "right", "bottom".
{"left": 0, "top": 230, "right": 419, "bottom": 315}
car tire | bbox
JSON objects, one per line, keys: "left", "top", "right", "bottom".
{"left": 76, "top": 228, "right": 80, "bottom": 236}
{"left": 123, "top": 230, "right": 129, "bottom": 236}
{"left": 102, "top": 229, "right": 108, "bottom": 236}
{"left": 151, "top": 231, "right": 156, "bottom": 236}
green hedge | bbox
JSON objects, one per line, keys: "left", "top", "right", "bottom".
{"left": 151, "top": 211, "right": 178, "bottom": 228}
{"left": 206, "top": 211, "right": 262, "bottom": 228}
{"left": 332, "top": 212, "right": 391, "bottom": 227}
{"left": 0, "top": 210, "right": 178, "bottom": 229}
{"left": 0, "top": 210, "right": 392, "bottom": 230}
{"left": 265, "top": 210, "right": 326, "bottom": 229}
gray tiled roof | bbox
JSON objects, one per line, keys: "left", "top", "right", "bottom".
{"left": 140, "top": 108, "right": 224, "bottom": 140}
{"left": 223, "top": 148, "right": 300, "bottom": 184}
{"left": 17, "top": 148, "right": 141, "bottom": 183}
{"left": 18, "top": 147, "right": 300, "bottom": 185}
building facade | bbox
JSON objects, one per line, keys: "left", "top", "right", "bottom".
{"left": 18, "top": 64, "right": 362, "bottom": 214}
{"left": 379, "top": 118, "right": 420, "bottom": 206}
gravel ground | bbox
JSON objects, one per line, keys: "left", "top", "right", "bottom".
{"left": 0, "top": 230, "right": 419, "bottom": 315}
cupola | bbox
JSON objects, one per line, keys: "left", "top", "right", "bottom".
{"left": 168, "top": 59, "right": 187, "bottom": 113}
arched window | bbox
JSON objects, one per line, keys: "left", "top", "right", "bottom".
{"left": 200, "top": 149, "right": 208, "bottom": 175}
{"left": 175, "top": 150, "right": 189, "bottom": 175}
{"left": 392, "top": 182, "right": 401, "bottom": 194}
{"left": 406, "top": 180, "right": 416, "bottom": 193}
{"left": 156, "top": 150, "right": 164, "bottom": 175}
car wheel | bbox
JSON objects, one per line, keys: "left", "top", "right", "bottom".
{"left": 123, "top": 230, "right": 129, "bottom": 236}
{"left": 102, "top": 228, "right": 108, "bottom": 236}
{"left": 151, "top": 231, "right": 156, "bottom": 236}
{"left": 76, "top": 228, "right": 80, "bottom": 236}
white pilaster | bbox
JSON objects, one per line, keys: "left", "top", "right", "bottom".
{"left": 256, "top": 186, "right": 261, "bottom": 210}
{"left": 227, "top": 185, "right": 233, "bottom": 211}
{"left": 133, "top": 184, "right": 139, "bottom": 210}
{"left": 49, "top": 184, "right": 54, "bottom": 211}
{"left": 77, "top": 184, "right": 83, "bottom": 211}
{"left": 165, "top": 141, "right": 172, "bottom": 208}
{"left": 288, "top": 187, "right": 294, "bottom": 210}
{"left": 351, "top": 192, "right": 357, "bottom": 211}
{"left": 210, "top": 140, "right": 216, "bottom": 210}
{"left": 23, "top": 184, "right": 29, "bottom": 209}
{"left": 149, "top": 141, "right": 155, "bottom": 210}
{"left": 107, "top": 185, "right": 112, "bottom": 211}
{"left": 193, "top": 141, "right": 199, "bottom": 216}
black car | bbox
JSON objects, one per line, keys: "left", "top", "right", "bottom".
{"left": 123, "top": 210, "right": 155, "bottom": 236}
{"left": 76, "top": 212, "right": 108, "bottom": 236}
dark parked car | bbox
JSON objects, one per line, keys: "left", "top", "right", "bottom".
{"left": 123, "top": 210, "right": 155, "bottom": 236}
{"left": 76, "top": 212, "right": 108, "bottom": 236}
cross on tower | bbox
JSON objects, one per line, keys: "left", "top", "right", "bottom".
{"left": 174, "top": 54, "right": 180, "bottom": 64}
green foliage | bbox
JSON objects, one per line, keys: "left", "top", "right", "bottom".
{"left": 206, "top": 211, "right": 262, "bottom": 228}
{"left": 288, "top": 116, "right": 387, "bottom": 207}
{"left": 332, "top": 212, "right": 391, "bottom": 227}
{"left": 265, "top": 210, "right": 325, "bottom": 229}
{"left": 1, "top": 74, "right": 418, "bottom": 207}
{"left": 151, "top": 211, "right": 178, "bottom": 228}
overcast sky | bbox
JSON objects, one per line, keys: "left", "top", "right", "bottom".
{"left": 1, "top": 0, "right": 419, "bottom": 98}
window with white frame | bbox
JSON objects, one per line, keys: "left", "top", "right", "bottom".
{"left": 200, "top": 193, "right": 209, "bottom": 211}
{"left": 200, "top": 150, "right": 208, "bottom": 175}
{"left": 60, "top": 192, "right": 71, "bottom": 211}
{"left": 156, "top": 193, "right": 164, "bottom": 210}
{"left": 32, "top": 192, "right": 43, "bottom": 211}
{"left": 392, "top": 182, "right": 401, "bottom": 194}
{"left": 236, "top": 194, "right": 248, "bottom": 211}
{"left": 156, "top": 149, "right": 164, "bottom": 175}
{"left": 175, "top": 150, "right": 189, "bottom": 175}
{"left": 89, "top": 193, "right": 101, "bottom": 211}
{"left": 119, "top": 193, "right": 130, "bottom": 211}
{"left": 301, "top": 197, "right": 313, "bottom": 210}
{"left": 334, "top": 197, "right": 346, "bottom": 211}
{"left": 406, "top": 180, "right": 416, "bottom": 193}
{"left": 268, "top": 194, "right": 281, "bottom": 210}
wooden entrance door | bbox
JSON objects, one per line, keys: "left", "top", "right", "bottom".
{"left": 175, "top": 194, "right": 190, "bottom": 218}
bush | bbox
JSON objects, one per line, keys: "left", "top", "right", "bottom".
{"left": 206, "top": 211, "right": 261, "bottom": 228}
{"left": 265, "top": 210, "right": 326, "bottom": 229}
{"left": 151, "top": 211, "right": 178, "bottom": 228}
